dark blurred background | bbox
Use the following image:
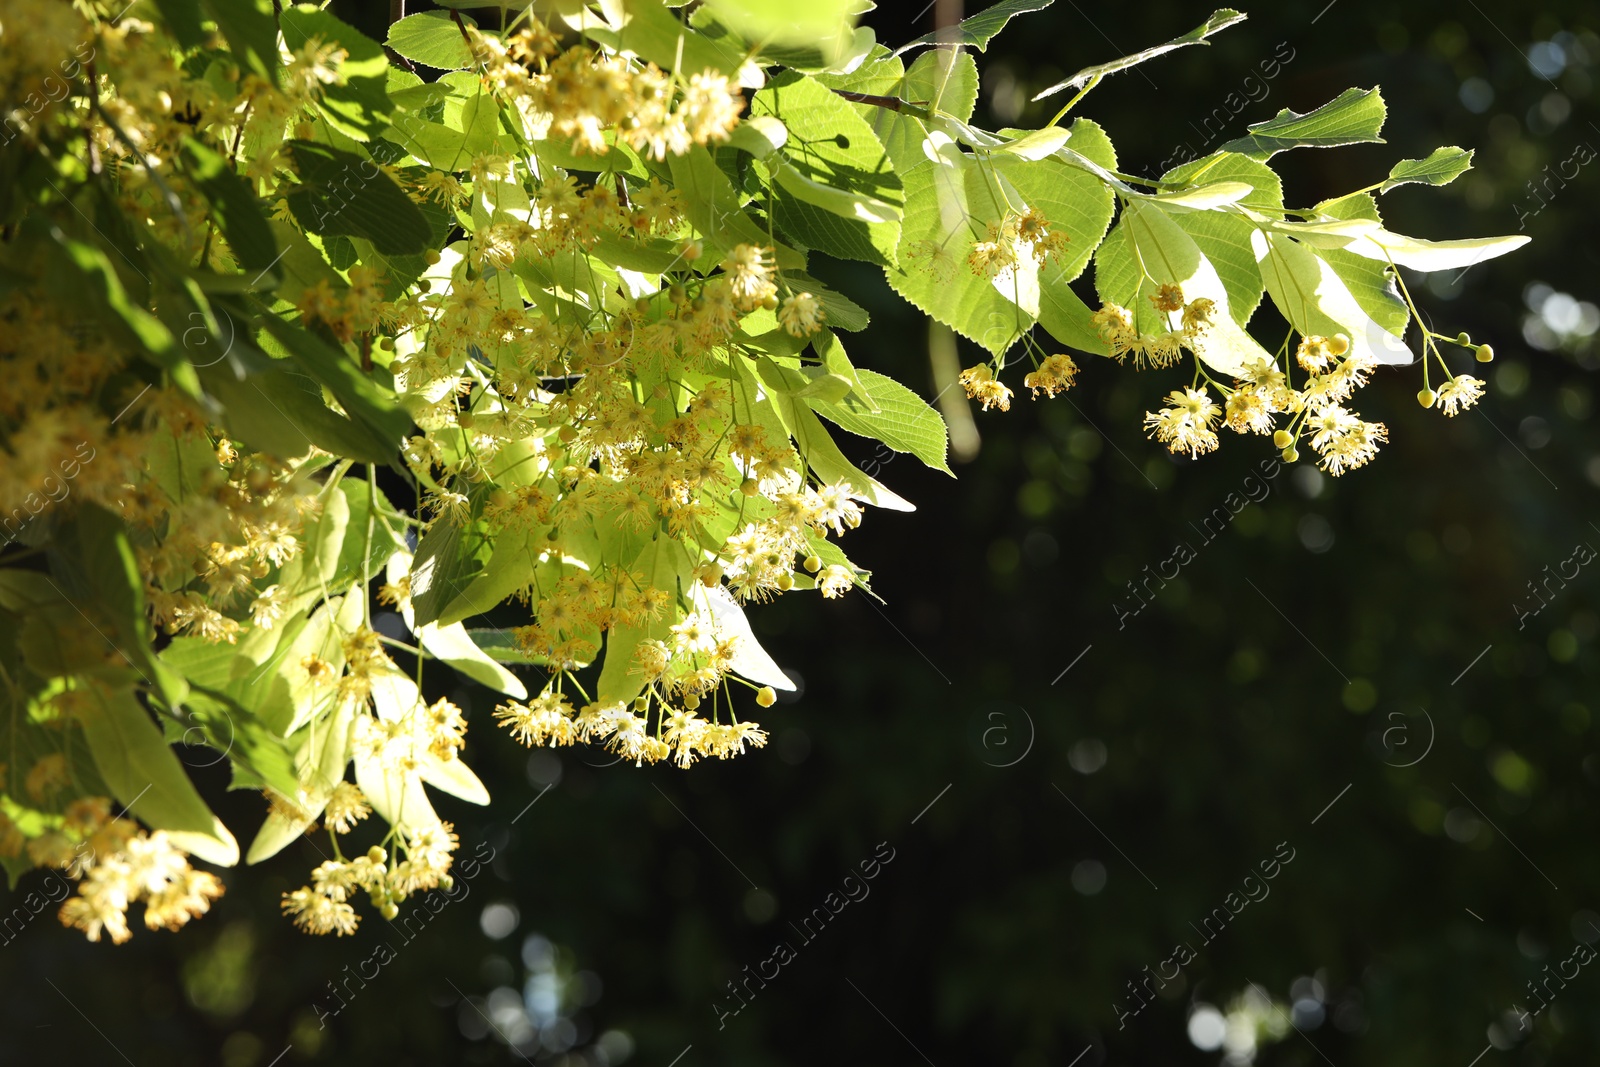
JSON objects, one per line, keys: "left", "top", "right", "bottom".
{"left": 6, "top": 1, "right": 1600, "bottom": 1064}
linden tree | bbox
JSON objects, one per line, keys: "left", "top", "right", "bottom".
{"left": 0, "top": 0, "right": 1525, "bottom": 941}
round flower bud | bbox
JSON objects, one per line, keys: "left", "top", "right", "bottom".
{"left": 761, "top": 293, "right": 779, "bottom": 310}
{"left": 391, "top": 890, "right": 408, "bottom": 904}
{"left": 635, "top": 696, "right": 650, "bottom": 711}
{"left": 700, "top": 562, "right": 724, "bottom": 587}
{"left": 803, "top": 554, "right": 822, "bottom": 573}
{"left": 1281, "top": 447, "right": 1299, "bottom": 463}
{"left": 378, "top": 335, "right": 394, "bottom": 351}
{"left": 424, "top": 249, "right": 442, "bottom": 266}
{"left": 558, "top": 425, "right": 578, "bottom": 443}
{"left": 1457, "top": 331, "right": 1472, "bottom": 346}
{"left": 456, "top": 410, "right": 475, "bottom": 429}
{"left": 437, "top": 875, "right": 453, "bottom": 892}
{"left": 1328, "top": 333, "right": 1350, "bottom": 356}
{"left": 1417, "top": 388, "right": 1437, "bottom": 408}
{"left": 681, "top": 240, "right": 703, "bottom": 261}
{"left": 756, "top": 686, "right": 777, "bottom": 708}
{"left": 776, "top": 572, "right": 794, "bottom": 591}
{"left": 684, "top": 692, "right": 701, "bottom": 710}
{"left": 381, "top": 901, "right": 400, "bottom": 921}
{"left": 1476, "top": 344, "right": 1495, "bottom": 363}
{"left": 635, "top": 297, "right": 652, "bottom": 314}
{"left": 1272, "top": 429, "right": 1293, "bottom": 449}
{"left": 739, "top": 477, "right": 760, "bottom": 497}
{"left": 368, "top": 846, "right": 386, "bottom": 865}
{"left": 669, "top": 283, "right": 687, "bottom": 304}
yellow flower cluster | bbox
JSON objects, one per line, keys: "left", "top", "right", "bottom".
{"left": 967, "top": 208, "right": 1071, "bottom": 279}
{"left": 464, "top": 23, "right": 743, "bottom": 160}
{"left": 1091, "top": 292, "right": 1216, "bottom": 371}
{"left": 281, "top": 821, "right": 458, "bottom": 936}
{"left": 34, "top": 798, "right": 225, "bottom": 944}
{"left": 958, "top": 365, "right": 1014, "bottom": 412}
{"left": 3, "top": 1, "right": 880, "bottom": 945}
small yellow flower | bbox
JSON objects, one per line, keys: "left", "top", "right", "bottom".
{"left": 958, "top": 365, "right": 1013, "bottom": 412}
{"left": 1023, "top": 354, "right": 1079, "bottom": 398}
{"left": 777, "top": 292, "right": 826, "bottom": 337}
{"left": 324, "top": 782, "right": 371, "bottom": 835}
{"left": 1436, "top": 375, "right": 1485, "bottom": 416}
{"left": 1143, "top": 387, "right": 1222, "bottom": 458}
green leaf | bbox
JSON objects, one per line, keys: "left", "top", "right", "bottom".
{"left": 59, "top": 506, "right": 189, "bottom": 711}
{"left": 596, "top": 0, "right": 747, "bottom": 78}
{"left": 1381, "top": 146, "right": 1473, "bottom": 192}
{"left": 466, "top": 627, "right": 541, "bottom": 664}
{"left": 1060, "top": 117, "right": 1117, "bottom": 170}
{"left": 699, "top": 0, "right": 865, "bottom": 69}
{"left": 436, "top": 529, "right": 542, "bottom": 627}
{"left": 279, "top": 6, "right": 393, "bottom": 142}
{"left": 1034, "top": 9, "right": 1246, "bottom": 100}
{"left": 1093, "top": 200, "right": 1273, "bottom": 376}
{"left": 771, "top": 159, "right": 899, "bottom": 223}
{"left": 813, "top": 369, "right": 952, "bottom": 474}
{"left": 811, "top": 329, "right": 876, "bottom": 409}
{"left": 285, "top": 140, "right": 431, "bottom": 255}
{"left": 257, "top": 314, "right": 414, "bottom": 460}
{"left": 79, "top": 686, "right": 225, "bottom": 849}
{"left": 387, "top": 96, "right": 503, "bottom": 170}
{"left": 886, "top": 138, "right": 1034, "bottom": 356}
{"left": 152, "top": 0, "right": 205, "bottom": 49}
{"left": 1216, "top": 87, "right": 1387, "bottom": 160}
{"left": 1160, "top": 151, "right": 1282, "bottom": 325}
{"left": 815, "top": 43, "right": 906, "bottom": 99}
{"left": 904, "top": 47, "right": 979, "bottom": 122}
{"left": 333, "top": 480, "right": 405, "bottom": 592}
{"left": 202, "top": 0, "right": 279, "bottom": 86}
{"left": 1253, "top": 230, "right": 1413, "bottom": 366}
{"left": 779, "top": 399, "right": 915, "bottom": 511}
{"left": 387, "top": 10, "right": 475, "bottom": 70}
{"left": 41, "top": 230, "right": 193, "bottom": 384}
{"left": 786, "top": 271, "right": 870, "bottom": 332}
{"left": 666, "top": 146, "right": 803, "bottom": 269}
{"left": 409, "top": 514, "right": 483, "bottom": 628}
{"left": 145, "top": 428, "right": 216, "bottom": 507}
{"left": 753, "top": 72, "right": 903, "bottom": 266}
{"left": 155, "top": 672, "right": 299, "bottom": 798}
{"left": 256, "top": 221, "right": 344, "bottom": 306}
{"left": 816, "top": 47, "right": 924, "bottom": 173}
{"left": 179, "top": 138, "right": 278, "bottom": 275}
{"left": 990, "top": 149, "right": 1115, "bottom": 283}
{"left": 202, "top": 356, "right": 389, "bottom": 462}
{"left": 1037, "top": 273, "right": 1111, "bottom": 356}
{"left": 896, "top": 0, "right": 1053, "bottom": 54}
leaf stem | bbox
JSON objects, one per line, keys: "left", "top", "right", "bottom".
{"left": 1046, "top": 74, "right": 1101, "bottom": 128}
